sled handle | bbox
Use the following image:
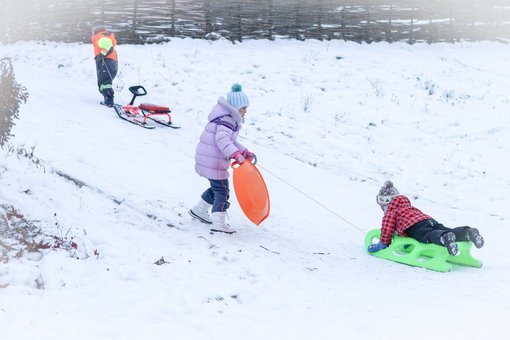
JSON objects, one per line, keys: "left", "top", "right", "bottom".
{"left": 230, "top": 154, "right": 257, "bottom": 169}
{"left": 128, "top": 85, "right": 147, "bottom": 105}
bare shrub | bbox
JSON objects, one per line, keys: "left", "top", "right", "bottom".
{"left": 0, "top": 205, "right": 98, "bottom": 264}
{"left": 0, "top": 204, "right": 45, "bottom": 263}
{"left": 0, "top": 58, "right": 29, "bottom": 147}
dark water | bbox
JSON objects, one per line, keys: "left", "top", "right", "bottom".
{"left": 1, "top": 0, "right": 509, "bottom": 44}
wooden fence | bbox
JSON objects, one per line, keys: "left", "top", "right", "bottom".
{"left": 1, "top": 0, "right": 509, "bottom": 43}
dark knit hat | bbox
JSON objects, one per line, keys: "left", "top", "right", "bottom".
{"left": 376, "top": 180, "right": 400, "bottom": 210}
{"left": 92, "top": 19, "right": 107, "bottom": 35}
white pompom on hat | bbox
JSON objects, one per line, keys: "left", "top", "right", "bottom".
{"left": 376, "top": 180, "right": 400, "bottom": 209}
{"left": 227, "top": 83, "right": 249, "bottom": 110}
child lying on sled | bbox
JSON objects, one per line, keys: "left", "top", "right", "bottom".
{"left": 368, "top": 181, "right": 484, "bottom": 256}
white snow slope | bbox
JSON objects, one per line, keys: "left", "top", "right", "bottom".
{"left": 1, "top": 39, "right": 509, "bottom": 340}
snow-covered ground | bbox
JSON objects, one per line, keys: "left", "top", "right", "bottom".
{"left": 1, "top": 38, "right": 509, "bottom": 339}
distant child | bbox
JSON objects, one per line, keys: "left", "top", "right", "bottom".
{"left": 189, "top": 83, "right": 255, "bottom": 234}
{"left": 368, "top": 181, "right": 484, "bottom": 255}
{"left": 91, "top": 20, "right": 118, "bottom": 107}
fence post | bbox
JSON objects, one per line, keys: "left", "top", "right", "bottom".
{"left": 167, "top": 0, "right": 176, "bottom": 36}
{"left": 132, "top": 0, "right": 138, "bottom": 33}
{"left": 388, "top": 4, "right": 394, "bottom": 43}
{"left": 449, "top": 2, "right": 454, "bottom": 43}
{"left": 267, "top": 0, "right": 274, "bottom": 40}
{"left": 236, "top": 2, "right": 242, "bottom": 42}
{"left": 366, "top": 4, "right": 372, "bottom": 43}
{"left": 341, "top": 5, "right": 346, "bottom": 41}
{"left": 409, "top": 5, "right": 415, "bottom": 44}
{"left": 294, "top": 0, "right": 302, "bottom": 40}
{"left": 316, "top": 0, "right": 324, "bottom": 40}
{"left": 0, "top": 0, "right": 4, "bottom": 41}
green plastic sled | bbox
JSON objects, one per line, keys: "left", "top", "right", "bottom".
{"left": 365, "top": 229, "right": 482, "bottom": 272}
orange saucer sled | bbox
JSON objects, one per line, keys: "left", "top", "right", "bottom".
{"left": 231, "top": 160, "right": 270, "bottom": 225}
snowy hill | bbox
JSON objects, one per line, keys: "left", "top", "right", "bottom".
{"left": 1, "top": 39, "right": 509, "bottom": 339}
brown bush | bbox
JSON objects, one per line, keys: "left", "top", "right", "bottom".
{"left": 0, "top": 58, "right": 29, "bottom": 147}
{"left": 0, "top": 204, "right": 45, "bottom": 263}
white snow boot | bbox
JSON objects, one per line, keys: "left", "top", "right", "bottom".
{"left": 189, "top": 198, "right": 212, "bottom": 224}
{"left": 210, "top": 211, "right": 236, "bottom": 234}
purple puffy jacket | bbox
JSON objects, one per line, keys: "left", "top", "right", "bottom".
{"left": 195, "top": 97, "right": 246, "bottom": 180}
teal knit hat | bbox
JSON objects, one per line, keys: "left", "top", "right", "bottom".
{"left": 227, "top": 83, "right": 249, "bottom": 110}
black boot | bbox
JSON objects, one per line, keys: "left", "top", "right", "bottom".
{"left": 102, "top": 89, "right": 114, "bottom": 107}
{"left": 440, "top": 232, "right": 458, "bottom": 256}
{"left": 466, "top": 228, "right": 484, "bottom": 248}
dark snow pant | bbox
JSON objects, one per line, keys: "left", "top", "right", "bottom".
{"left": 405, "top": 219, "right": 471, "bottom": 246}
{"left": 201, "top": 179, "right": 230, "bottom": 213}
{"left": 95, "top": 57, "right": 118, "bottom": 105}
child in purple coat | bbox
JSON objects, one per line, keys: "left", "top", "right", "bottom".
{"left": 189, "top": 84, "right": 255, "bottom": 234}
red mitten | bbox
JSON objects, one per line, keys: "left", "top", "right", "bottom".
{"left": 231, "top": 151, "right": 245, "bottom": 164}
{"left": 241, "top": 149, "right": 255, "bottom": 162}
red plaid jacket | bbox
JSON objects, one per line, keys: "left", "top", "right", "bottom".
{"left": 379, "top": 195, "right": 431, "bottom": 245}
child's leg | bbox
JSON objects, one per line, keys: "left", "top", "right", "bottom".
{"left": 405, "top": 219, "right": 433, "bottom": 242}
{"left": 96, "top": 59, "right": 117, "bottom": 105}
{"left": 96, "top": 60, "right": 109, "bottom": 91}
{"left": 449, "top": 226, "right": 471, "bottom": 241}
{"left": 429, "top": 225, "right": 483, "bottom": 248}
{"left": 104, "top": 59, "right": 118, "bottom": 81}
{"left": 453, "top": 227, "right": 484, "bottom": 248}
{"left": 188, "top": 187, "right": 214, "bottom": 224}
{"left": 95, "top": 62, "right": 103, "bottom": 93}
{"left": 423, "top": 223, "right": 451, "bottom": 246}
{"left": 200, "top": 187, "right": 215, "bottom": 206}
{"left": 407, "top": 219, "right": 460, "bottom": 255}
{"left": 406, "top": 219, "right": 449, "bottom": 246}
{"left": 208, "top": 179, "right": 235, "bottom": 233}
{"left": 208, "top": 179, "right": 230, "bottom": 213}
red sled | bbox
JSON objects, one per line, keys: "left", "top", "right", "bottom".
{"left": 113, "top": 85, "right": 180, "bottom": 129}
{"left": 231, "top": 158, "right": 270, "bottom": 225}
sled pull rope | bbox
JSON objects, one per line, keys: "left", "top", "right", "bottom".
{"left": 257, "top": 164, "right": 365, "bottom": 234}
